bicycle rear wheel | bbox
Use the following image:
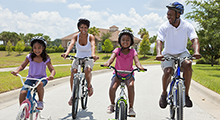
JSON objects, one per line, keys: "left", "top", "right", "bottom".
{"left": 118, "top": 101, "right": 127, "bottom": 120}
{"left": 72, "top": 78, "right": 80, "bottom": 119}
{"left": 177, "top": 83, "right": 183, "bottom": 120}
{"left": 81, "top": 78, "right": 88, "bottom": 109}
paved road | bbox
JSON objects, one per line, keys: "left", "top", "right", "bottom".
{"left": 0, "top": 65, "right": 219, "bottom": 120}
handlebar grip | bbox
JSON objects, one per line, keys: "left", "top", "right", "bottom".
{"left": 100, "top": 65, "right": 104, "bottom": 67}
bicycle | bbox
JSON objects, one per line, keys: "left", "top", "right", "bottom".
{"left": 16, "top": 74, "right": 51, "bottom": 120}
{"left": 100, "top": 65, "right": 147, "bottom": 120}
{"left": 163, "top": 56, "right": 195, "bottom": 120}
{"left": 64, "top": 55, "right": 95, "bottom": 119}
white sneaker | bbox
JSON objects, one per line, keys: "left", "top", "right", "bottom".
{"left": 107, "top": 104, "right": 115, "bottom": 114}
{"left": 128, "top": 108, "right": 136, "bottom": 116}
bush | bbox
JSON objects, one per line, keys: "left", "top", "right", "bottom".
{"left": 196, "top": 57, "right": 219, "bottom": 64}
{"left": 56, "top": 45, "right": 64, "bottom": 53}
{"left": 46, "top": 48, "right": 56, "bottom": 53}
{"left": 24, "top": 46, "right": 32, "bottom": 52}
{"left": 0, "top": 45, "right": 6, "bottom": 51}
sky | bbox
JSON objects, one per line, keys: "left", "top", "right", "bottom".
{"left": 0, "top": 0, "right": 197, "bottom": 41}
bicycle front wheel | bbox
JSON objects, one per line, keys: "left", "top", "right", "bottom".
{"left": 16, "top": 103, "right": 29, "bottom": 120}
{"left": 118, "top": 101, "right": 127, "bottom": 120}
{"left": 81, "top": 78, "right": 88, "bottom": 109}
{"left": 72, "top": 78, "right": 80, "bottom": 119}
{"left": 177, "top": 83, "right": 183, "bottom": 120}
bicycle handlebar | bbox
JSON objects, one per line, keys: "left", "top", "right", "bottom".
{"left": 62, "top": 54, "right": 98, "bottom": 61}
{"left": 161, "top": 56, "right": 196, "bottom": 61}
{"left": 100, "top": 65, "right": 147, "bottom": 80}
{"left": 16, "top": 74, "right": 47, "bottom": 89}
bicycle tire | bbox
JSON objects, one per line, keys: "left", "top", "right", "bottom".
{"left": 16, "top": 103, "right": 29, "bottom": 120}
{"left": 118, "top": 101, "right": 127, "bottom": 120}
{"left": 72, "top": 78, "right": 80, "bottom": 119}
{"left": 115, "top": 102, "right": 119, "bottom": 119}
{"left": 177, "top": 82, "right": 183, "bottom": 120}
{"left": 169, "top": 80, "right": 175, "bottom": 119}
{"left": 81, "top": 78, "right": 88, "bottom": 109}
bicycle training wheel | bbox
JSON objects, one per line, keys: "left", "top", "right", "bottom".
{"left": 177, "top": 83, "right": 183, "bottom": 120}
{"left": 16, "top": 103, "right": 29, "bottom": 120}
{"left": 81, "top": 78, "right": 88, "bottom": 109}
{"left": 118, "top": 101, "right": 127, "bottom": 120}
{"left": 72, "top": 78, "right": 80, "bottom": 119}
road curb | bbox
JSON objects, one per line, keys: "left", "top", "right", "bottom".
{"left": 191, "top": 79, "right": 220, "bottom": 108}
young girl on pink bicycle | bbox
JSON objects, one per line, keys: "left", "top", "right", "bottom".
{"left": 103, "top": 29, "right": 145, "bottom": 116}
{"left": 11, "top": 36, "right": 56, "bottom": 110}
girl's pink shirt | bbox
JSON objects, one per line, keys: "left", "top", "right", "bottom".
{"left": 113, "top": 48, "right": 137, "bottom": 77}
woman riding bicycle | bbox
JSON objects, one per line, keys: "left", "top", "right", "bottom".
{"left": 61, "top": 18, "right": 98, "bottom": 105}
{"left": 103, "top": 29, "right": 145, "bottom": 116}
{"left": 155, "top": 2, "right": 201, "bottom": 109}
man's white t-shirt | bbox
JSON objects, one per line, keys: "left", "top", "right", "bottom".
{"left": 157, "top": 18, "right": 198, "bottom": 55}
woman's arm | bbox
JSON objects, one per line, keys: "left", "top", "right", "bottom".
{"left": 61, "top": 34, "right": 77, "bottom": 58}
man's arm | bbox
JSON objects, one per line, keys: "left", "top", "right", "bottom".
{"left": 156, "top": 40, "right": 164, "bottom": 61}
{"left": 191, "top": 38, "right": 201, "bottom": 59}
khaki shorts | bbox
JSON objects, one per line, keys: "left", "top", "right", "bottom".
{"left": 71, "top": 59, "right": 94, "bottom": 72}
{"left": 161, "top": 51, "right": 191, "bottom": 71}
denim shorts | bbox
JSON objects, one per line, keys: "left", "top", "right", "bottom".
{"left": 111, "top": 74, "right": 135, "bottom": 81}
{"left": 20, "top": 79, "right": 48, "bottom": 91}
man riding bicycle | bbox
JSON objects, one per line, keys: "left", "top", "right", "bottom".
{"left": 155, "top": 1, "right": 201, "bottom": 109}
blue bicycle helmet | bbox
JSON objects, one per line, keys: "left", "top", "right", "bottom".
{"left": 118, "top": 29, "right": 134, "bottom": 47}
{"left": 30, "top": 36, "right": 47, "bottom": 48}
{"left": 166, "top": 2, "right": 184, "bottom": 15}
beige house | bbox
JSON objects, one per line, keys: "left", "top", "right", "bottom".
{"left": 61, "top": 25, "right": 141, "bottom": 52}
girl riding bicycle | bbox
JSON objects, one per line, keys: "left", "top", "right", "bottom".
{"left": 103, "top": 29, "right": 145, "bottom": 116}
{"left": 11, "top": 36, "right": 56, "bottom": 110}
{"left": 61, "top": 18, "right": 98, "bottom": 106}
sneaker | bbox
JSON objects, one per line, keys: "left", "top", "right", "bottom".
{"left": 36, "top": 101, "right": 44, "bottom": 110}
{"left": 128, "top": 108, "right": 136, "bottom": 117}
{"left": 159, "top": 94, "right": 167, "bottom": 109}
{"left": 107, "top": 104, "right": 115, "bottom": 114}
{"left": 185, "top": 95, "right": 193, "bottom": 107}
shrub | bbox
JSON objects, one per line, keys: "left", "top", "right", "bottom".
{"left": 0, "top": 45, "right": 6, "bottom": 51}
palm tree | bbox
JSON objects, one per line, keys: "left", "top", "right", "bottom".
{"left": 138, "top": 28, "right": 148, "bottom": 39}
{"left": 124, "top": 27, "right": 133, "bottom": 33}
{"left": 24, "top": 33, "right": 35, "bottom": 45}
{"left": 88, "top": 26, "right": 100, "bottom": 37}
{"left": 100, "top": 32, "right": 112, "bottom": 44}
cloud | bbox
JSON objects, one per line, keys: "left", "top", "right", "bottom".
{"left": 0, "top": 6, "right": 75, "bottom": 40}
{"left": 31, "top": 0, "right": 67, "bottom": 3}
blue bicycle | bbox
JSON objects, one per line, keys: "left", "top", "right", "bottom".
{"left": 164, "top": 56, "right": 195, "bottom": 120}
{"left": 15, "top": 74, "right": 51, "bottom": 120}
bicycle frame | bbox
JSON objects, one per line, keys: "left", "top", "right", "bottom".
{"left": 16, "top": 74, "right": 50, "bottom": 120}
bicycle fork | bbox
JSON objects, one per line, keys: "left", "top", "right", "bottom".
{"left": 172, "top": 79, "right": 186, "bottom": 108}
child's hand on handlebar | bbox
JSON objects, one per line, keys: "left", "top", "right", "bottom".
{"left": 11, "top": 71, "right": 18, "bottom": 76}
{"left": 47, "top": 75, "right": 54, "bottom": 80}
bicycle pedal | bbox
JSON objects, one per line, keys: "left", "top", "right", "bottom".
{"left": 128, "top": 115, "right": 136, "bottom": 117}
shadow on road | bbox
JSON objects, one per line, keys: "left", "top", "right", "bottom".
{"left": 59, "top": 109, "right": 94, "bottom": 120}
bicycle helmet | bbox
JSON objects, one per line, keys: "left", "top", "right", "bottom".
{"left": 166, "top": 2, "right": 184, "bottom": 15}
{"left": 30, "top": 36, "right": 47, "bottom": 48}
{"left": 77, "top": 18, "right": 90, "bottom": 30}
{"left": 118, "top": 29, "right": 134, "bottom": 47}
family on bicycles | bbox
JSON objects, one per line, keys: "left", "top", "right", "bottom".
{"left": 11, "top": 1, "right": 201, "bottom": 119}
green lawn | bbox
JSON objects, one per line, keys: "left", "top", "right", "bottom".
{"left": 192, "top": 64, "right": 220, "bottom": 94}
{"left": 0, "top": 51, "right": 219, "bottom": 95}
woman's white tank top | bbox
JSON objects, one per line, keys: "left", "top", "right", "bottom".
{"left": 75, "top": 33, "right": 92, "bottom": 58}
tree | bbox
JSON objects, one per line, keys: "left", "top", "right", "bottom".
{"left": 15, "top": 40, "right": 25, "bottom": 55}
{"left": 139, "top": 34, "right": 151, "bottom": 57}
{"left": 138, "top": 28, "right": 148, "bottom": 38}
{"left": 185, "top": 0, "right": 220, "bottom": 66}
{"left": 24, "top": 33, "right": 35, "bottom": 45}
{"left": 5, "top": 41, "right": 13, "bottom": 55}
{"left": 102, "top": 39, "right": 113, "bottom": 56}
{"left": 149, "top": 35, "right": 157, "bottom": 44}
{"left": 88, "top": 26, "right": 100, "bottom": 37}
{"left": 124, "top": 27, "right": 133, "bottom": 33}
{"left": 100, "top": 32, "right": 112, "bottom": 44}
